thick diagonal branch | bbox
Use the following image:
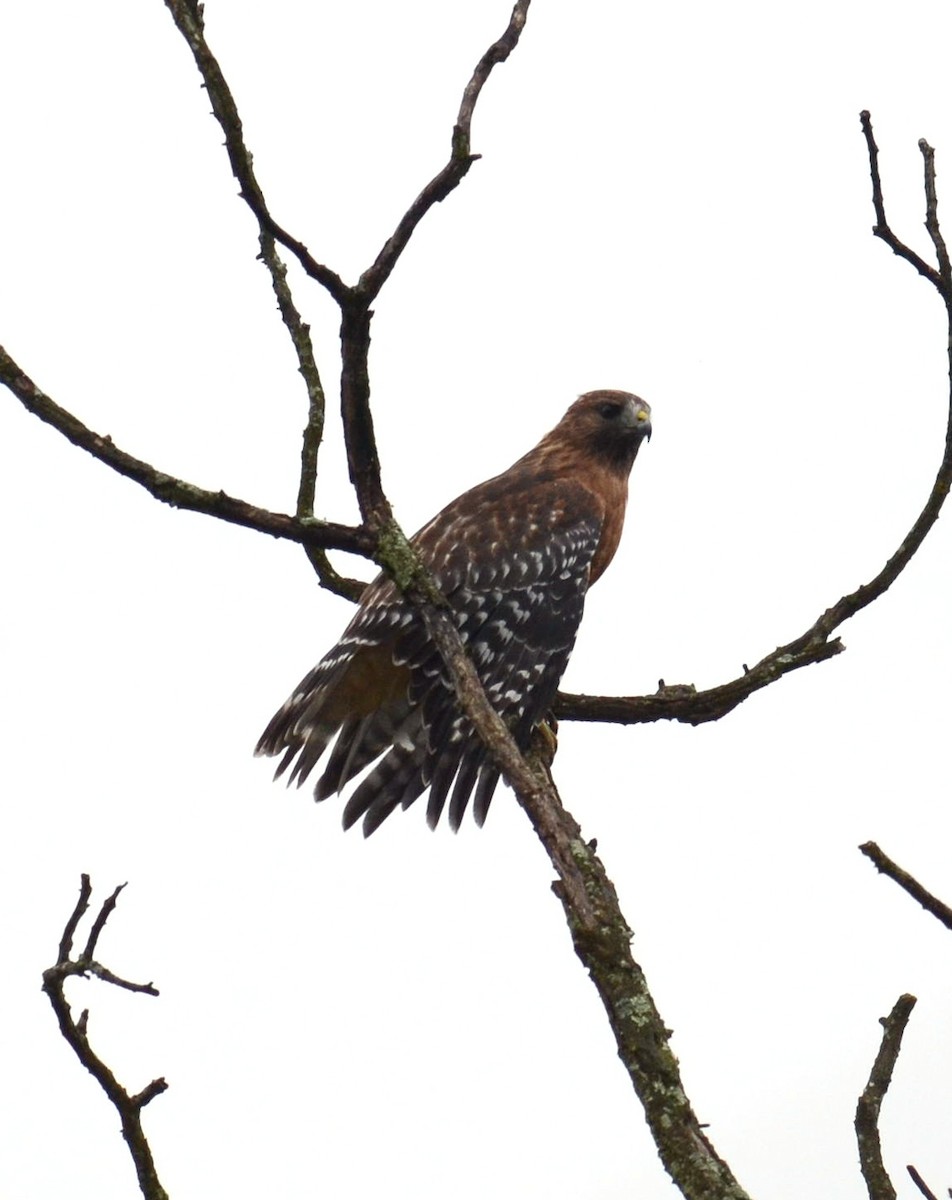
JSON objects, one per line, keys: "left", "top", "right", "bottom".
{"left": 388, "top": 581, "right": 751, "bottom": 1200}
{"left": 162, "top": 0, "right": 370, "bottom": 598}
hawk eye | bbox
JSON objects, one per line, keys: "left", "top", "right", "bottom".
{"left": 598, "top": 401, "right": 623, "bottom": 419}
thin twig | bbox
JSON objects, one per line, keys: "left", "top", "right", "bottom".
{"left": 859, "top": 843, "right": 952, "bottom": 932}
{"left": 920, "top": 140, "right": 952, "bottom": 291}
{"left": 860, "top": 112, "right": 943, "bottom": 291}
{"left": 908, "top": 1165, "right": 941, "bottom": 1200}
{"left": 855, "top": 995, "right": 917, "bottom": 1200}
{"left": 0, "top": 344, "right": 372, "bottom": 558}
{"left": 356, "top": 0, "right": 531, "bottom": 304}
{"left": 556, "top": 636, "right": 843, "bottom": 725}
{"left": 82, "top": 882, "right": 126, "bottom": 960}
{"left": 57, "top": 873, "right": 92, "bottom": 962}
{"left": 42, "top": 877, "right": 168, "bottom": 1200}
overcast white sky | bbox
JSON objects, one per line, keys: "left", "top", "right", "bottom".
{"left": 2, "top": 2, "right": 952, "bottom": 1198}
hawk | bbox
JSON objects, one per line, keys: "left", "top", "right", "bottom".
{"left": 256, "top": 390, "right": 651, "bottom": 834}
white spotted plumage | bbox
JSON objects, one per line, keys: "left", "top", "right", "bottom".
{"left": 256, "top": 390, "right": 651, "bottom": 834}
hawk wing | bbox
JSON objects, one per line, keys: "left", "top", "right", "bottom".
{"left": 256, "top": 478, "right": 603, "bottom": 834}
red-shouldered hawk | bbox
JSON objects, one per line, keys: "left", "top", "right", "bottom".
{"left": 256, "top": 390, "right": 651, "bottom": 834}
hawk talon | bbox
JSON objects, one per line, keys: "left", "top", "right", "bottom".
{"left": 531, "top": 714, "right": 560, "bottom": 768}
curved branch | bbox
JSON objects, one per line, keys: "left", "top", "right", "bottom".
{"left": 558, "top": 113, "right": 952, "bottom": 728}
{"left": 0, "top": 344, "right": 372, "bottom": 557}
{"left": 42, "top": 876, "right": 168, "bottom": 1200}
{"left": 556, "top": 636, "right": 843, "bottom": 725}
{"left": 855, "top": 994, "right": 917, "bottom": 1200}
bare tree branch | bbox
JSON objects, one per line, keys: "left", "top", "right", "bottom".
{"left": 859, "top": 842, "right": 952, "bottom": 932}
{"left": 855, "top": 994, "right": 917, "bottom": 1200}
{"left": 356, "top": 0, "right": 532, "bottom": 304}
{"left": 559, "top": 112, "right": 952, "bottom": 727}
{"left": 162, "top": 0, "right": 532, "bottom": 537}
{"left": 533, "top": 757, "right": 752, "bottom": 1200}
{"left": 405, "top": 593, "right": 752, "bottom": 1200}
{"left": 42, "top": 876, "right": 168, "bottom": 1200}
{"left": 0, "top": 344, "right": 371, "bottom": 557}
{"left": 860, "top": 112, "right": 943, "bottom": 291}
{"left": 920, "top": 139, "right": 952, "bottom": 291}
{"left": 556, "top": 638, "right": 843, "bottom": 725}
{"left": 162, "top": 0, "right": 348, "bottom": 305}
{"left": 337, "top": 3, "right": 533, "bottom": 525}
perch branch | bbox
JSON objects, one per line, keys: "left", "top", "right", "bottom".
{"left": 920, "top": 139, "right": 952, "bottom": 291}
{"left": 42, "top": 876, "right": 168, "bottom": 1200}
{"left": 859, "top": 842, "right": 952, "bottom": 932}
{"left": 397, "top": 584, "right": 752, "bottom": 1200}
{"left": 855, "top": 994, "right": 917, "bottom": 1200}
{"left": 283, "top": 9, "right": 749, "bottom": 1186}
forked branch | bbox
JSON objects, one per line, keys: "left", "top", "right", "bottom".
{"left": 42, "top": 876, "right": 168, "bottom": 1200}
